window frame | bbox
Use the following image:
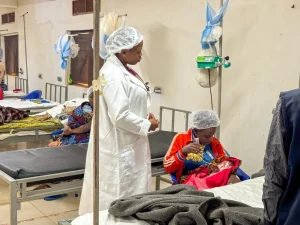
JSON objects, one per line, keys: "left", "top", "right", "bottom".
{"left": 72, "top": 0, "right": 93, "bottom": 16}
{"left": 1, "top": 12, "right": 15, "bottom": 25}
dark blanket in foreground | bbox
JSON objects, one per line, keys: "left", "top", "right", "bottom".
{"left": 109, "top": 184, "right": 263, "bottom": 225}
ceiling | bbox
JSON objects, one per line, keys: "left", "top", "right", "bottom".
{"left": 0, "top": 0, "right": 17, "bottom": 8}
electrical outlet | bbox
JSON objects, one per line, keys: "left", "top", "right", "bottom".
{"left": 57, "top": 77, "right": 62, "bottom": 82}
{"left": 154, "top": 87, "right": 162, "bottom": 94}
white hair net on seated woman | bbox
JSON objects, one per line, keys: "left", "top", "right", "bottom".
{"left": 189, "top": 110, "right": 220, "bottom": 130}
{"left": 105, "top": 27, "right": 143, "bottom": 56}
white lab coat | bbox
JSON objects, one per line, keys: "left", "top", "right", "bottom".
{"left": 79, "top": 55, "right": 152, "bottom": 215}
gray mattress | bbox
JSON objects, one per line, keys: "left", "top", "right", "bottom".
{"left": 0, "top": 144, "right": 88, "bottom": 179}
{"left": 0, "top": 131, "right": 178, "bottom": 179}
{"left": 148, "top": 131, "right": 177, "bottom": 159}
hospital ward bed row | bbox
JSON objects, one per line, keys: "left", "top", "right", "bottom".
{"left": 0, "top": 130, "right": 176, "bottom": 225}
{"left": 0, "top": 106, "right": 264, "bottom": 225}
{"left": 0, "top": 97, "right": 89, "bottom": 142}
{"left": 0, "top": 83, "right": 88, "bottom": 143}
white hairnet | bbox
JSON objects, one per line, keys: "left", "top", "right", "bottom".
{"left": 189, "top": 110, "right": 220, "bottom": 130}
{"left": 105, "top": 27, "right": 143, "bottom": 55}
{"left": 86, "top": 86, "right": 93, "bottom": 97}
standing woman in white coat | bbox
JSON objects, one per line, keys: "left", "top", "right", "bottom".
{"left": 79, "top": 26, "right": 160, "bottom": 215}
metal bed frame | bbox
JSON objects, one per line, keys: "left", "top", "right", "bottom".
{"left": 0, "top": 125, "right": 63, "bottom": 143}
{"left": 45, "top": 82, "right": 68, "bottom": 103}
{"left": 0, "top": 106, "right": 190, "bottom": 225}
{"left": 152, "top": 106, "right": 192, "bottom": 190}
{"left": 0, "top": 169, "right": 84, "bottom": 225}
{"left": 0, "top": 82, "right": 68, "bottom": 142}
{"left": 15, "top": 77, "right": 28, "bottom": 94}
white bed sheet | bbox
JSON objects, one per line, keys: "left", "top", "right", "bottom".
{"left": 3, "top": 91, "right": 26, "bottom": 98}
{"left": 0, "top": 99, "right": 59, "bottom": 110}
{"left": 71, "top": 177, "right": 264, "bottom": 225}
{"left": 208, "top": 176, "right": 264, "bottom": 208}
{"left": 35, "top": 98, "right": 87, "bottom": 118}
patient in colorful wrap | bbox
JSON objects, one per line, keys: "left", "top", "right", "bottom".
{"left": 48, "top": 87, "right": 93, "bottom": 146}
{"left": 164, "top": 110, "right": 241, "bottom": 190}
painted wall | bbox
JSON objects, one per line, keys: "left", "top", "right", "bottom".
{"left": 0, "top": 0, "right": 96, "bottom": 97}
{"left": 1, "top": 0, "right": 299, "bottom": 174}
{"left": 108, "top": 0, "right": 300, "bottom": 175}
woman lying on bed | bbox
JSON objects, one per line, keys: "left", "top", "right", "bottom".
{"left": 164, "top": 110, "right": 243, "bottom": 190}
{"left": 48, "top": 87, "right": 93, "bottom": 147}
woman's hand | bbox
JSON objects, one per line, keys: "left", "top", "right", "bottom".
{"left": 149, "top": 113, "right": 155, "bottom": 120}
{"left": 182, "top": 143, "right": 201, "bottom": 156}
{"left": 149, "top": 118, "right": 160, "bottom": 131}
{"left": 63, "top": 126, "right": 73, "bottom": 135}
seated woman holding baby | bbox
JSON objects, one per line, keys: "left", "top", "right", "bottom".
{"left": 164, "top": 110, "right": 248, "bottom": 190}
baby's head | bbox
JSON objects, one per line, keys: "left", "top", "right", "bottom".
{"left": 217, "top": 160, "right": 233, "bottom": 170}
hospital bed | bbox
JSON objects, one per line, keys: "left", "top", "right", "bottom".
{"left": 0, "top": 127, "right": 178, "bottom": 225}
{"left": 66, "top": 177, "right": 265, "bottom": 225}
{"left": 0, "top": 99, "right": 87, "bottom": 143}
{"left": 0, "top": 83, "right": 67, "bottom": 112}
{"left": 0, "top": 85, "right": 79, "bottom": 143}
{"left": 0, "top": 99, "right": 60, "bottom": 112}
{"left": 3, "top": 75, "right": 28, "bottom": 94}
{"left": 3, "top": 91, "right": 26, "bottom": 99}
{"left": 0, "top": 106, "right": 248, "bottom": 225}
{"left": 45, "top": 82, "right": 68, "bottom": 104}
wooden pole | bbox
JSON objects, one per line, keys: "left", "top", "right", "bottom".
{"left": 93, "top": 0, "right": 101, "bottom": 224}
{"left": 216, "top": 0, "right": 224, "bottom": 140}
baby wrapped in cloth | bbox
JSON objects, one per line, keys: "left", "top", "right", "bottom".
{"left": 183, "top": 155, "right": 241, "bottom": 190}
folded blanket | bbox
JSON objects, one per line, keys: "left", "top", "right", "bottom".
{"left": 109, "top": 184, "right": 263, "bottom": 225}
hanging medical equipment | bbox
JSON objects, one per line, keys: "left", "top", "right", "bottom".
{"left": 92, "top": 13, "right": 126, "bottom": 59}
{"left": 196, "top": 0, "right": 231, "bottom": 89}
{"left": 54, "top": 34, "right": 79, "bottom": 70}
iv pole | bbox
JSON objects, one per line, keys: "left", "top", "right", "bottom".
{"left": 21, "top": 12, "right": 29, "bottom": 94}
{"left": 216, "top": 0, "right": 224, "bottom": 140}
{"left": 93, "top": 0, "right": 101, "bottom": 224}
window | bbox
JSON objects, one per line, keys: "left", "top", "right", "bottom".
{"left": 70, "top": 30, "right": 104, "bottom": 87}
{"left": 72, "top": 0, "right": 93, "bottom": 16}
{"left": 2, "top": 12, "right": 15, "bottom": 24}
{"left": 4, "top": 35, "right": 18, "bottom": 75}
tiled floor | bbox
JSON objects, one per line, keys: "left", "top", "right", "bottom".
{"left": 0, "top": 141, "right": 171, "bottom": 225}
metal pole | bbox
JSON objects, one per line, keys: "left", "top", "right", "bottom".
{"left": 216, "top": 0, "right": 224, "bottom": 140}
{"left": 21, "top": 12, "right": 29, "bottom": 94}
{"left": 93, "top": 0, "right": 101, "bottom": 224}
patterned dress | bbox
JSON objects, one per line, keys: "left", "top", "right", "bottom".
{"left": 48, "top": 102, "right": 93, "bottom": 146}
